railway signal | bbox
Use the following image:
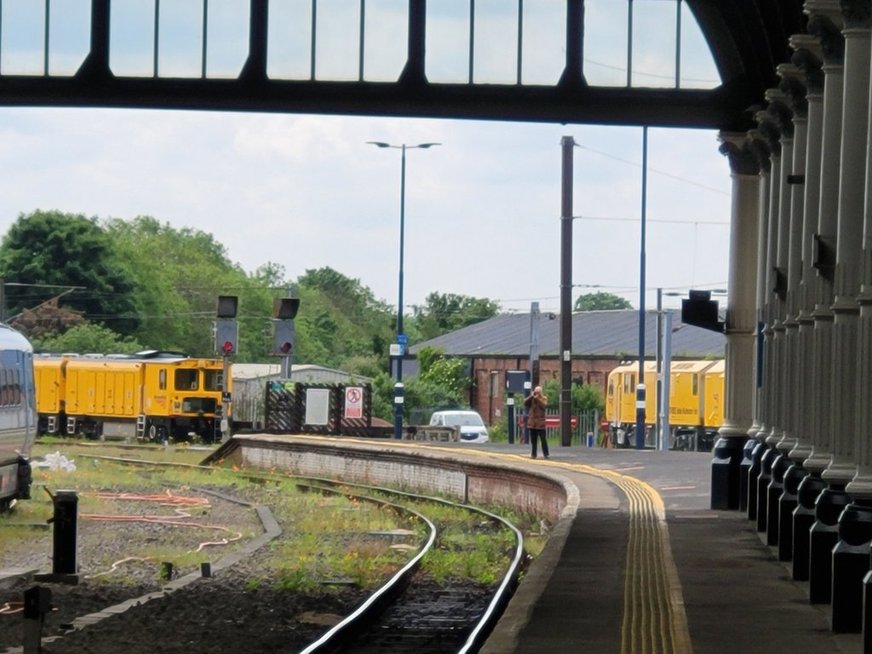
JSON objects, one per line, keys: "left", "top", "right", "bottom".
{"left": 215, "top": 295, "right": 239, "bottom": 443}
{"left": 215, "top": 319, "right": 238, "bottom": 355}
{"left": 273, "top": 297, "right": 300, "bottom": 377}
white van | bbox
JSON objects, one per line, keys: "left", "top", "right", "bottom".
{"left": 429, "top": 410, "right": 489, "bottom": 443}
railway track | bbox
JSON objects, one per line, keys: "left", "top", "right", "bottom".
{"left": 4, "top": 448, "right": 525, "bottom": 654}
{"left": 296, "top": 478, "right": 525, "bottom": 654}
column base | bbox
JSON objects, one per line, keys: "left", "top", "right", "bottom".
{"left": 831, "top": 503, "right": 872, "bottom": 633}
{"left": 766, "top": 454, "right": 789, "bottom": 547}
{"left": 747, "top": 440, "right": 765, "bottom": 521}
{"left": 862, "top": 571, "right": 872, "bottom": 651}
{"left": 756, "top": 446, "right": 776, "bottom": 533}
{"left": 777, "top": 464, "right": 808, "bottom": 562}
{"left": 710, "top": 435, "right": 747, "bottom": 510}
{"left": 809, "top": 487, "right": 851, "bottom": 604}
{"left": 792, "top": 475, "right": 826, "bottom": 581}
{"left": 739, "top": 438, "right": 757, "bottom": 513}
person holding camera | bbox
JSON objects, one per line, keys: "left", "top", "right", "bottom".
{"left": 523, "top": 385, "right": 549, "bottom": 459}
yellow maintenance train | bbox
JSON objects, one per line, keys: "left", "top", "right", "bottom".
{"left": 605, "top": 359, "right": 725, "bottom": 449}
{"left": 34, "top": 351, "right": 229, "bottom": 443}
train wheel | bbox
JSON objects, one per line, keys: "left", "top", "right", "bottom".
{"left": 147, "top": 422, "right": 159, "bottom": 442}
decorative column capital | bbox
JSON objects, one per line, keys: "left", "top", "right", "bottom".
{"left": 755, "top": 112, "right": 783, "bottom": 156}
{"left": 718, "top": 133, "right": 762, "bottom": 176}
{"left": 791, "top": 38, "right": 825, "bottom": 95}
{"left": 763, "top": 91, "right": 795, "bottom": 140}
{"left": 747, "top": 130, "right": 773, "bottom": 173}
{"left": 778, "top": 65, "right": 810, "bottom": 117}
{"left": 806, "top": 8, "right": 846, "bottom": 65}
{"left": 840, "top": 0, "right": 872, "bottom": 29}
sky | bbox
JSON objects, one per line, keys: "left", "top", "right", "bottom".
{"left": 0, "top": 0, "right": 733, "bottom": 316}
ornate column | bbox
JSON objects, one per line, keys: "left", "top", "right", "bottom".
{"left": 765, "top": 92, "right": 795, "bottom": 548}
{"left": 805, "top": 1, "right": 848, "bottom": 603}
{"left": 742, "top": 131, "right": 772, "bottom": 518}
{"left": 712, "top": 133, "right": 761, "bottom": 511}
{"left": 833, "top": 0, "right": 872, "bottom": 635}
{"left": 819, "top": 2, "right": 871, "bottom": 631}
{"left": 755, "top": 111, "right": 784, "bottom": 534}
{"left": 794, "top": 4, "right": 842, "bottom": 582}
{"left": 777, "top": 42, "right": 818, "bottom": 564}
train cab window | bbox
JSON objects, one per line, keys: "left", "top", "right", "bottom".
{"left": 159, "top": 370, "right": 167, "bottom": 390}
{"left": 176, "top": 369, "right": 198, "bottom": 391}
{"left": 692, "top": 375, "right": 699, "bottom": 395}
{"left": 182, "top": 397, "right": 217, "bottom": 413}
{"left": 0, "top": 368, "right": 21, "bottom": 406}
{"left": 204, "top": 370, "right": 222, "bottom": 391}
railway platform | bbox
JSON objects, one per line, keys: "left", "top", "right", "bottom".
{"left": 469, "top": 443, "right": 859, "bottom": 654}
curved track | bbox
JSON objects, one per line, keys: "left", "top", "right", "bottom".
{"left": 296, "top": 478, "right": 525, "bottom": 654}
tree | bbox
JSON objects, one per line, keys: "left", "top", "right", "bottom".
{"left": 296, "top": 267, "right": 394, "bottom": 369}
{"left": 34, "top": 323, "right": 143, "bottom": 354}
{"left": 9, "top": 297, "right": 86, "bottom": 339}
{"left": 106, "top": 216, "right": 273, "bottom": 359}
{"left": 541, "top": 378, "right": 604, "bottom": 413}
{"left": 574, "top": 292, "right": 632, "bottom": 311}
{"left": 412, "top": 292, "right": 500, "bottom": 340}
{"left": 0, "top": 210, "right": 141, "bottom": 334}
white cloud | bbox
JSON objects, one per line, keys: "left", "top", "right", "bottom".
{"left": 0, "top": 108, "right": 731, "bottom": 315}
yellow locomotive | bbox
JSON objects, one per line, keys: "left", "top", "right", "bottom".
{"left": 605, "top": 359, "right": 724, "bottom": 449}
{"left": 34, "top": 351, "right": 229, "bottom": 443}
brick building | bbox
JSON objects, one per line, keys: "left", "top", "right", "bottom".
{"left": 408, "top": 309, "right": 725, "bottom": 425}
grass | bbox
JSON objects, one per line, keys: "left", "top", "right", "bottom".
{"left": 4, "top": 439, "right": 549, "bottom": 593}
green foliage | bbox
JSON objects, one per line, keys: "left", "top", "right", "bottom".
{"left": 412, "top": 292, "right": 499, "bottom": 340}
{"left": 404, "top": 347, "right": 469, "bottom": 416}
{"left": 541, "top": 378, "right": 604, "bottom": 413}
{"left": 0, "top": 211, "right": 492, "bottom": 422}
{"left": 574, "top": 292, "right": 632, "bottom": 311}
{"left": 106, "top": 216, "right": 270, "bottom": 358}
{"left": 34, "top": 323, "right": 143, "bottom": 354}
{"left": 0, "top": 210, "right": 141, "bottom": 334}
{"left": 295, "top": 267, "right": 394, "bottom": 369}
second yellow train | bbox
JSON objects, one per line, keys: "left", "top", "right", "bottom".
{"left": 34, "top": 351, "right": 229, "bottom": 443}
{"left": 605, "top": 359, "right": 725, "bottom": 449}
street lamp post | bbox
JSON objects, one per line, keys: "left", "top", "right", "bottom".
{"left": 369, "top": 141, "right": 441, "bottom": 440}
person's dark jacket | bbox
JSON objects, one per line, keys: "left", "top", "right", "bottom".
{"left": 525, "top": 394, "right": 547, "bottom": 430}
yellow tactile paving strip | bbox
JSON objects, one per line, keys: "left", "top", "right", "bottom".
{"left": 237, "top": 436, "right": 692, "bottom": 653}
{"left": 486, "top": 451, "right": 693, "bottom": 654}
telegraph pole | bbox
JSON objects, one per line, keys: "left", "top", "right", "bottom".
{"left": 560, "top": 136, "right": 575, "bottom": 447}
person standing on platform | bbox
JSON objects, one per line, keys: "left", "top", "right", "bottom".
{"left": 524, "top": 385, "right": 549, "bottom": 459}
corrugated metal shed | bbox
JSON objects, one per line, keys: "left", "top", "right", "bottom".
{"left": 409, "top": 310, "right": 724, "bottom": 359}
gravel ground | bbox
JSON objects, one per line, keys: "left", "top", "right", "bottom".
{"left": 0, "top": 485, "right": 368, "bottom": 654}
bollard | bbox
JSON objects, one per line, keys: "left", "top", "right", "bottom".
{"left": 200, "top": 562, "right": 212, "bottom": 578}
{"left": 49, "top": 490, "right": 78, "bottom": 576}
{"left": 160, "top": 562, "right": 175, "bottom": 582}
{"left": 23, "top": 585, "right": 52, "bottom": 654}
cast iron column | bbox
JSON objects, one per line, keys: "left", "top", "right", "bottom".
{"left": 712, "top": 133, "right": 760, "bottom": 510}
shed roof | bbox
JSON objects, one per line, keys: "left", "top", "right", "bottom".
{"left": 410, "top": 310, "right": 724, "bottom": 360}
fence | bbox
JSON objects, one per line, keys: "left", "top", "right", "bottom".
{"left": 516, "top": 409, "right": 603, "bottom": 446}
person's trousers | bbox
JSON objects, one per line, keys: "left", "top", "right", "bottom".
{"left": 530, "top": 429, "right": 549, "bottom": 458}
